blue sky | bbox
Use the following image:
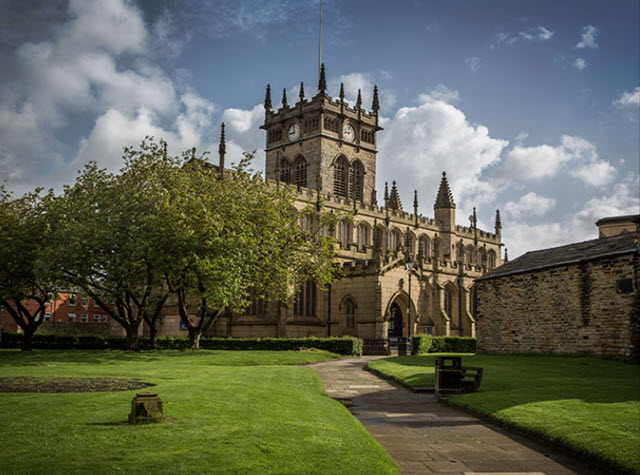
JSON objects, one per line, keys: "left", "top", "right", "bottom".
{"left": 0, "top": 0, "right": 638, "bottom": 257}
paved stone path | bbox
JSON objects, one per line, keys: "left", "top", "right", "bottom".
{"left": 311, "top": 357, "right": 603, "bottom": 475}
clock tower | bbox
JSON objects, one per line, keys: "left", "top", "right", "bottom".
{"left": 261, "top": 64, "right": 382, "bottom": 205}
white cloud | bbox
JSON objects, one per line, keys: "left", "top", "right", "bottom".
{"left": 573, "top": 58, "right": 588, "bottom": 70}
{"left": 0, "top": 0, "right": 216, "bottom": 192}
{"left": 576, "top": 25, "right": 599, "bottom": 49}
{"left": 613, "top": 87, "right": 640, "bottom": 108}
{"left": 514, "top": 131, "right": 529, "bottom": 144}
{"left": 221, "top": 104, "right": 265, "bottom": 170}
{"left": 420, "top": 84, "right": 459, "bottom": 104}
{"left": 327, "top": 72, "right": 396, "bottom": 111}
{"left": 504, "top": 192, "right": 556, "bottom": 219}
{"left": 498, "top": 135, "right": 615, "bottom": 187}
{"left": 492, "top": 26, "right": 554, "bottom": 47}
{"left": 465, "top": 57, "right": 480, "bottom": 72}
{"left": 503, "top": 176, "right": 639, "bottom": 258}
{"left": 378, "top": 89, "right": 508, "bottom": 217}
{"left": 569, "top": 160, "right": 617, "bottom": 187}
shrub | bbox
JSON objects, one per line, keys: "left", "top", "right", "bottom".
{"left": 411, "top": 335, "right": 476, "bottom": 355}
{"left": 0, "top": 330, "right": 362, "bottom": 356}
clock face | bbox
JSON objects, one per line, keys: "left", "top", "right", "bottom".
{"left": 343, "top": 124, "right": 355, "bottom": 142}
{"left": 288, "top": 124, "right": 300, "bottom": 141}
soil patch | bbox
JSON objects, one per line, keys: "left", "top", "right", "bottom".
{"left": 0, "top": 377, "right": 153, "bottom": 393}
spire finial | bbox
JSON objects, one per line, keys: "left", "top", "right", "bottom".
{"left": 384, "top": 181, "right": 389, "bottom": 203}
{"left": 162, "top": 140, "right": 167, "bottom": 158}
{"left": 299, "top": 81, "right": 305, "bottom": 101}
{"left": 413, "top": 190, "right": 418, "bottom": 210}
{"left": 372, "top": 85, "right": 380, "bottom": 113}
{"left": 388, "top": 181, "right": 402, "bottom": 210}
{"left": 504, "top": 248, "right": 509, "bottom": 262}
{"left": 318, "top": 63, "right": 327, "bottom": 94}
{"left": 495, "top": 209, "right": 502, "bottom": 232}
{"left": 434, "top": 171, "right": 455, "bottom": 209}
{"left": 282, "top": 88, "right": 288, "bottom": 108}
{"left": 356, "top": 89, "right": 362, "bottom": 109}
{"left": 191, "top": 147, "right": 196, "bottom": 160}
{"left": 218, "top": 123, "right": 226, "bottom": 177}
{"left": 264, "top": 84, "right": 272, "bottom": 111}
{"left": 339, "top": 83, "right": 345, "bottom": 102}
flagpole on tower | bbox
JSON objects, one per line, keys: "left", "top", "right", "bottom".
{"left": 318, "top": 0, "right": 323, "bottom": 81}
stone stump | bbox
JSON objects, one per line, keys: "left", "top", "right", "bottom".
{"left": 128, "top": 392, "right": 163, "bottom": 424}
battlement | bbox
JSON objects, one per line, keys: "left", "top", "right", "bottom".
{"left": 264, "top": 179, "right": 500, "bottom": 245}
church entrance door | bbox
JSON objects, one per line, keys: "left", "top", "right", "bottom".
{"left": 388, "top": 302, "right": 403, "bottom": 339}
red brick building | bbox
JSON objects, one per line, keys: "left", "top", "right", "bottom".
{"left": 0, "top": 291, "right": 112, "bottom": 333}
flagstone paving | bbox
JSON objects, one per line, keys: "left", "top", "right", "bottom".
{"left": 311, "top": 357, "right": 604, "bottom": 475}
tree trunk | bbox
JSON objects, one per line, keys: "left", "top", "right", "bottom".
{"left": 148, "top": 322, "right": 158, "bottom": 350}
{"left": 188, "top": 328, "right": 201, "bottom": 350}
{"left": 125, "top": 323, "right": 140, "bottom": 351}
{"left": 21, "top": 330, "right": 33, "bottom": 352}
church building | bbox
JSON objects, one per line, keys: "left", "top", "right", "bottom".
{"left": 187, "top": 65, "right": 504, "bottom": 347}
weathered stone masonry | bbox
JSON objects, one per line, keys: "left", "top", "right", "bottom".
{"left": 476, "top": 232, "right": 639, "bottom": 361}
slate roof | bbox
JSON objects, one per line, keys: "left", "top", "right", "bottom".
{"left": 479, "top": 232, "right": 638, "bottom": 280}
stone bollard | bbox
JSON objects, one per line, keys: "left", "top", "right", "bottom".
{"left": 128, "top": 392, "right": 163, "bottom": 424}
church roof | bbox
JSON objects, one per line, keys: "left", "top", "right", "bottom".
{"left": 479, "top": 232, "right": 638, "bottom": 280}
{"left": 434, "top": 172, "right": 455, "bottom": 209}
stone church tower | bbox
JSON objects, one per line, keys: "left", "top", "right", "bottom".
{"left": 262, "top": 64, "right": 380, "bottom": 206}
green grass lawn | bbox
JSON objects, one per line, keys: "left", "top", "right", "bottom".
{"left": 0, "top": 349, "right": 398, "bottom": 474}
{"left": 369, "top": 354, "right": 640, "bottom": 474}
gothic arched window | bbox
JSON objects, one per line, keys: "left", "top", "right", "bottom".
{"left": 344, "top": 297, "right": 357, "bottom": 330}
{"left": 390, "top": 229, "right": 402, "bottom": 251}
{"left": 333, "top": 156, "right": 348, "bottom": 197}
{"left": 337, "top": 219, "right": 351, "bottom": 247}
{"left": 293, "top": 155, "right": 307, "bottom": 188}
{"left": 280, "top": 158, "right": 291, "bottom": 184}
{"left": 349, "top": 160, "right": 364, "bottom": 201}
{"left": 356, "top": 223, "right": 370, "bottom": 251}
{"left": 294, "top": 280, "right": 317, "bottom": 317}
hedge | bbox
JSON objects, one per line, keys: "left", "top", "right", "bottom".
{"left": 0, "top": 331, "right": 363, "bottom": 356}
{"left": 411, "top": 335, "right": 476, "bottom": 355}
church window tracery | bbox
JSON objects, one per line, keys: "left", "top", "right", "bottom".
{"left": 280, "top": 158, "right": 291, "bottom": 183}
{"left": 356, "top": 223, "right": 371, "bottom": 251}
{"left": 293, "top": 155, "right": 307, "bottom": 188}
{"left": 349, "top": 160, "right": 364, "bottom": 201}
{"left": 294, "top": 280, "right": 317, "bottom": 317}
{"left": 333, "top": 156, "right": 348, "bottom": 197}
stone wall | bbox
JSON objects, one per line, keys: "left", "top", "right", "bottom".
{"left": 476, "top": 252, "right": 639, "bottom": 360}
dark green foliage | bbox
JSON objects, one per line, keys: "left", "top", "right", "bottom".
{"left": 411, "top": 335, "right": 477, "bottom": 355}
{"left": 0, "top": 331, "right": 363, "bottom": 355}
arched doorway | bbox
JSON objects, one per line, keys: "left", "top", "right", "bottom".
{"left": 388, "top": 302, "right": 403, "bottom": 339}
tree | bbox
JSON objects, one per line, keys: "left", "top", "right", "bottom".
{"left": 0, "top": 187, "right": 58, "bottom": 351}
{"left": 163, "top": 153, "right": 338, "bottom": 349}
{"left": 53, "top": 140, "right": 175, "bottom": 350}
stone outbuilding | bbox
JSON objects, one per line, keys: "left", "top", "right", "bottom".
{"left": 475, "top": 216, "right": 640, "bottom": 361}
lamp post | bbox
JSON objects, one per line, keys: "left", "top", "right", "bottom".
{"left": 405, "top": 255, "right": 414, "bottom": 356}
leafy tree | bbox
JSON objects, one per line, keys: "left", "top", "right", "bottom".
{"left": 53, "top": 140, "right": 175, "bottom": 350}
{"left": 163, "top": 153, "right": 339, "bottom": 349}
{"left": 0, "top": 187, "right": 58, "bottom": 351}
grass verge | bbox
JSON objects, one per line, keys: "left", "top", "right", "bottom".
{"left": 369, "top": 354, "right": 639, "bottom": 475}
{"left": 0, "top": 349, "right": 398, "bottom": 474}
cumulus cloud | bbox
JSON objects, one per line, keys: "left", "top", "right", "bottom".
{"left": 420, "top": 84, "right": 459, "bottom": 104}
{"left": 573, "top": 58, "right": 588, "bottom": 70}
{"left": 504, "top": 192, "right": 556, "bottom": 219}
{"left": 497, "top": 135, "right": 616, "bottom": 187}
{"left": 377, "top": 89, "right": 508, "bottom": 217}
{"left": 327, "top": 72, "right": 396, "bottom": 111}
{"left": 221, "top": 104, "right": 265, "bottom": 170}
{"left": 613, "top": 87, "right": 640, "bottom": 108}
{"left": 0, "top": 0, "right": 217, "bottom": 192}
{"left": 576, "top": 25, "right": 599, "bottom": 49}
{"left": 504, "top": 175, "right": 639, "bottom": 258}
